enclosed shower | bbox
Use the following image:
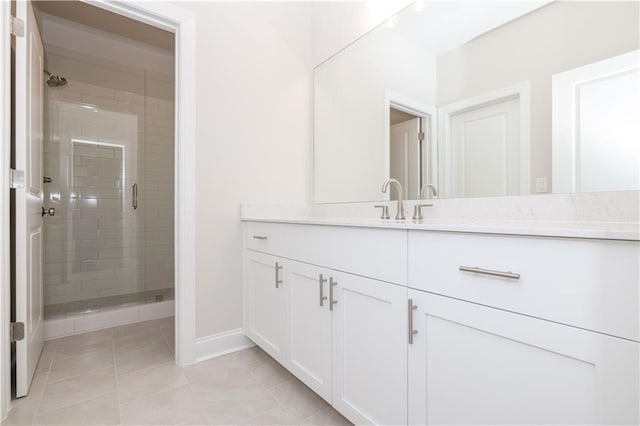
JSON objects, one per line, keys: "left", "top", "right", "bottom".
{"left": 38, "top": 13, "right": 175, "bottom": 336}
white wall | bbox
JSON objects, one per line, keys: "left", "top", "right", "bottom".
{"left": 176, "top": 2, "right": 313, "bottom": 338}
{"left": 178, "top": 1, "right": 408, "bottom": 339}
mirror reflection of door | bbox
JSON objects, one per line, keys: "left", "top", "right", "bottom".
{"left": 390, "top": 108, "right": 422, "bottom": 200}
{"left": 449, "top": 97, "right": 521, "bottom": 198}
{"left": 553, "top": 50, "right": 640, "bottom": 193}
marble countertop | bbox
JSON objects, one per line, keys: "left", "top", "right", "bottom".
{"left": 241, "top": 216, "right": 640, "bottom": 241}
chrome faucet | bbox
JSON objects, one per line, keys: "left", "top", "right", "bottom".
{"left": 420, "top": 183, "right": 438, "bottom": 199}
{"left": 382, "top": 178, "right": 405, "bottom": 221}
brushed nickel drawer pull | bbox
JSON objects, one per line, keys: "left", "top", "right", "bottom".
{"left": 408, "top": 299, "right": 418, "bottom": 344}
{"left": 252, "top": 235, "right": 267, "bottom": 240}
{"left": 275, "top": 262, "right": 283, "bottom": 288}
{"left": 459, "top": 266, "right": 520, "bottom": 280}
{"left": 329, "top": 277, "right": 338, "bottom": 311}
{"left": 319, "top": 274, "right": 328, "bottom": 307}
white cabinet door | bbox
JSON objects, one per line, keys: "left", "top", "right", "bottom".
{"left": 286, "top": 261, "right": 332, "bottom": 402}
{"left": 408, "top": 289, "right": 639, "bottom": 425}
{"left": 331, "top": 272, "right": 408, "bottom": 425}
{"left": 245, "top": 251, "right": 287, "bottom": 365}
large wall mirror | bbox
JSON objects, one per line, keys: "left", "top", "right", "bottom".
{"left": 314, "top": 1, "right": 640, "bottom": 203}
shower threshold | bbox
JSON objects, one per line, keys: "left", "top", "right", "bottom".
{"left": 43, "top": 288, "right": 175, "bottom": 340}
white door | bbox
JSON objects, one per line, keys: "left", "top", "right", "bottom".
{"left": 449, "top": 97, "right": 520, "bottom": 198}
{"left": 390, "top": 117, "right": 421, "bottom": 200}
{"left": 14, "top": 1, "right": 45, "bottom": 398}
{"left": 552, "top": 50, "right": 640, "bottom": 193}
{"left": 408, "top": 290, "right": 639, "bottom": 425}
{"left": 286, "top": 261, "right": 332, "bottom": 402}
{"left": 331, "top": 271, "right": 407, "bottom": 425}
{"left": 245, "top": 251, "right": 287, "bottom": 365}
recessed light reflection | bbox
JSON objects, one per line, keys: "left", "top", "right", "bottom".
{"left": 80, "top": 104, "right": 97, "bottom": 112}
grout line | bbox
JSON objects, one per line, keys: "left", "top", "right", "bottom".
{"left": 26, "top": 344, "right": 56, "bottom": 425}
{"left": 109, "top": 327, "right": 124, "bottom": 425}
{"left": 245, "top": 350, "right": 327, "bottom": 424}
{"left": 33, "top": 390, "right": 117, "bottom": 422}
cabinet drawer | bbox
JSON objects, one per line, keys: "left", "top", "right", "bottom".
{"left": 408, "top": 231, "right": 639, "bottom": 341}
{"left": 244, "top": 221, "right": 288, "bottom": 256}
{"left": 284, "top": 224, "right": 407, "bottom": 285}
{"left": 245, "top": 222, "right": 407, "bottom": 285}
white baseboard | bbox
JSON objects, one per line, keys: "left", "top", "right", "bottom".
{"left": 195, "top": 328, "right": 254, "bottom": 362}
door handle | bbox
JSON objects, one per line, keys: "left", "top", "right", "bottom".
{"left": 408, "top": 299, "right": 418, "bottom": 344}
{"left": 329, "top": 277, "right": 338, "bottom": 311}
{"left": 319, "top": 274, "right": 328, "bottom": 307}
{"left": 275, "top": 262, "right": 282, "bottom": 288}
{"left": 132, "top": 183, "right": 138, "bottom": 210}
{"left": 41, "top": 207, "right": 55, "bottom": 217}
{"left": 459, "top": 266, "right": 520, "bottom": 280}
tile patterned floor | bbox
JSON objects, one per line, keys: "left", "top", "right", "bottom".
{"left": 2, "top": 318, "right": 351, "bottom": 426}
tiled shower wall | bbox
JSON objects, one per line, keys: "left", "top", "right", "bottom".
{"left": 43, "top": 48, "right": 174, "bottom": 306}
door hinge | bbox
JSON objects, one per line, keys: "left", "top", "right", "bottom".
{"left": 10, "top": 169, "right": 25, "bottom": 189}
{"left": 10, "top": 16, "right": 25, "bottom": 38}
{"left": 10, "top": 322, "right": 25, "bottom": 342}
{"left": 418, "top": 132, "right": 425, "bottom": 141}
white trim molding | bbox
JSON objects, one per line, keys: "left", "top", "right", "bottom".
{"left": 438, "top": 81, "right": 531, "bottom": 198}
{"left": 83, "top": 1, "right": 197, "bottom": 366}
{"left": 195, "top": 329, "right": 255, "bottom": 363}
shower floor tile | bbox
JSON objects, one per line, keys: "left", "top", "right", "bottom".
{"left": 4, "top": 317, "right": 351, "bottom": 426}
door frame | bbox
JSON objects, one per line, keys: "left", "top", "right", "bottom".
{"left": 384, "top": 89, "right": 437, "bottom": 200}
{"left": 438, "top": 81, "right": 531, "bottom": 198}
{"left": 1, "top": 1, "right": 197, "bottom": 419}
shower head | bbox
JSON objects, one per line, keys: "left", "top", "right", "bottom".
{"left": 44, "top": 70, "right": 67, "bottom": 88}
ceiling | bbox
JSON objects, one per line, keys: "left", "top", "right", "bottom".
{"left": 33, "top": 1, "right": 174, "bottom": 52}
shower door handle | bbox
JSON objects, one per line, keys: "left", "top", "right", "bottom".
{"left": 132, "top": 183, "right": 138, "bottom": 210}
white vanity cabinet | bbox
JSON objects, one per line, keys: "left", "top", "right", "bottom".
{"left": 407, "top": 229, "right": 639, "bottom": 425}
{"left": 244, "top": 222, "right": 409, "bottom": 425}
{"left": 408, "top": 289, "right": 639, "bottom": 425}
{"left": 243, "top": 220, "right": 639, "bottom": 426}
{"left": 244, "top": 250, "right": 288, "bottom": 365}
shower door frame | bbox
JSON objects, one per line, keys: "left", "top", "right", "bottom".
{"left": 1, "top": 0, "right": 196, "bottom": 419}
{"left": 82, "top": 0, "right": 198, "bottom": 366}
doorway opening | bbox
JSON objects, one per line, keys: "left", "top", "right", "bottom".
{"left": 386, "top": 93, "right": 437, "bottom": 201}
{"left": 11, "top": 0, "right": 176, "bottom": 399}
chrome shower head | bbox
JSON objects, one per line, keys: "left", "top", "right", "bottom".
{"left": 44, "top": 70, "right": 67, "bottom": 88}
